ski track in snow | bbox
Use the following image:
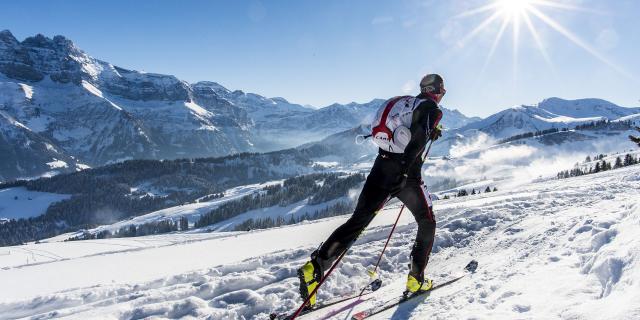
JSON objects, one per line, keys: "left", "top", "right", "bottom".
{"left": 1, "top": 166, "right": 639, "bottom": 319}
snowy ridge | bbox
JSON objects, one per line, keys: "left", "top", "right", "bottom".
{"left": 453, "top": 97, "right": 639, "bottom": 139}
{"left": 1, "top": 165, "right": 639, "bottom": 319}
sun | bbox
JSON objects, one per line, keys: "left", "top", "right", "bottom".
{"left": 454, "top": 0, "right": 629, "bottom": 79}
{"left": 498, "top": 0, "right": 533, "bottom": 18}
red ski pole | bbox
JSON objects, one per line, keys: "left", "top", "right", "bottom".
{"left": 358, "top": 204, "right": 405, "bottom": 297}
{"left": 288, "top": 246, "right": 348, "bottom": 319}
{"left": 288, "top": 197, "right": 394, "bottom": 319}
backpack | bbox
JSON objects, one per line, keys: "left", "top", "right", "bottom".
{"left": 370, "top": 96, "right": 427, "bottom": 153}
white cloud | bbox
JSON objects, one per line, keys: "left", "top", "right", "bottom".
{"left": 449, "top": 132, "right": 495, "bottom": 158}
{"left": 478, "top": 145, "right": 536, "bottom": 166}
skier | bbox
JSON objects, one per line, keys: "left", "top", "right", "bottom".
{"left": 297, "top": 74, "right": 445, "bottom": 308}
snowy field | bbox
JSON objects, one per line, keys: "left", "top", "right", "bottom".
{"left": 1, "top": 165, "right": 639, "bottom": 319}
{"left": 0, "top": 187, "right": 71, "bottom": 220}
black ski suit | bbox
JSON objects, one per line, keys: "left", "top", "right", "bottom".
{"left": 315, "top": 94, "right": 443, "bottom": 280}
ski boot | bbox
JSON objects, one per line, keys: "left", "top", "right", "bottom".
{"left": 297, "top": 258, "right": 323, "bottom": 309}
{"left": 404, "top": 273, "right": 433, "bottom": 297}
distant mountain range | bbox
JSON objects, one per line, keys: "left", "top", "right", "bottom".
{"left": 0, "top": 30, "right": 478, "bottom": 181}
{"left": 458, "top": 97, "right": 640, "bottom": 138}
{"left": 1, "top": 30, "right": 639, "bottom": 181}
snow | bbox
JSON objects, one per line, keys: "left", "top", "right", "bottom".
{"left": 81, "top": 80, "right": 104, "bottom": 98}
{"left": 0, "top": 187, "right": 71, "bottom": 220}
{"left": 62, "top": 180, "right": 286, "bottom": 238}
{"left": 0, "top": 110, "right": 30, "bottom": 131}
{"left": 209, "top": 197, "right": 348, "bottom": 231}
{"left": 533, "top": 114, "right": 603, "bottom": 123}
{"left": 46, "top": 159, "right": 68, "bottom": 169}
{"left": 18, "top": 83, "right": 33, "bottom": 99}
{"left": 0, "top": 165, "right": 639, "bottom": 319}
{"left": 312, "top": 161, "right": 340, "bottom": 168}
{"left": 184, "top": 101, "right": 213, "bottom": 117}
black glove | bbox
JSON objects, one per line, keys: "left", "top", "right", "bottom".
{"left": 430, "top": 124, "right": 443, "bottom": 141}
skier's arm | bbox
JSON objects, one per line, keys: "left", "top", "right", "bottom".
{"left": 400, "top": 102, "right": 443, "bottom": 172}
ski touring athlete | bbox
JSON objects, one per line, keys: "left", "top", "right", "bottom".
{"left": 297, "top": 74, "right": 446, "bottom": 310}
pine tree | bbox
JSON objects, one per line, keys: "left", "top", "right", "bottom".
{"left": 179, "top": 216, "right": 189, "bottom": 231}
{"left": 614, "top": 156, "right": 623, "bottom": 169}
{"left": 485, "top": 186, "right": 491, "bottom": 193}
{"left": 624, "top": 154, "right": 633, "bottom": 166}
{"left": 493, "top": 187, "right": 498, "bottom": 192}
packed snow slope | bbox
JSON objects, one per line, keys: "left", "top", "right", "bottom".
{"left": 0, "top": 164, "right": 639, "bottom": 319}
{"left": 0, "top": 187, "right": 70, "bottom": 220}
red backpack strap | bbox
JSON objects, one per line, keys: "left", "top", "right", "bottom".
{"left": 372, "top": 96, "right": 405, "bottom": 138}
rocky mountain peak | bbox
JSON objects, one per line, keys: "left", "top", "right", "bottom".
{"left": 20, "top": 33, "right": 80, "bottom": 55}
{"left": 192, "top": 81, "right": 230, "bottom": 96}
{"left": 0, "top": 30, "right": 18, "bottom": 46}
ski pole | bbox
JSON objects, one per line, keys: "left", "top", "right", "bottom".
{"left": 289, "top": 197, "right": 394, "bottom": 320}
{"left": 421, "top": 139, "right": 435, "bottom": 162}
{"left": 289, "top": 246, "right": 348, "bottom": 319}
{"left": 358, "top": 204, "right": 405, "bottom": 297}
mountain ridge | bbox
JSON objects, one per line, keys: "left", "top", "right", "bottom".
{"left": 0, "top": 30, "right": 479, "bottom": 180}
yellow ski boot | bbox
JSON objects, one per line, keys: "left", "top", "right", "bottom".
{"left": 405, "top": 274, "right": 433, "bottom": 295}
{"left": 297, "top": 260, "right": 322, "bottom": 309}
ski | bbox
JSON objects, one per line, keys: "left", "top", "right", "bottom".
{"left": 350, "top": 260, "right": 478, "bottom": 320}
{"left": 269, "top": 288, "right": 376, "bottom": 320}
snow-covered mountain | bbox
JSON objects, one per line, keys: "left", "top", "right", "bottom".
{"left": 203, "top": 83, "right": 479, "bottom": 152}
{"left": 457, "top": 97, "right": 640, "bottom": 139}
{"left": 0, "top": 30, "right": 479, "bottom": 181}
{"left": 425, "top": 97, "right": 640, "bottom": 157}
{"left": 4, "top": 30, "right": 636, "bottom": 182}
{"left": 0, "top": 30, "right": 256, "bottom": 181}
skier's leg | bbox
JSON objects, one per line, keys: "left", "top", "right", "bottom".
{"left": 396, "top": 179, "right": 436, "bottom": 285}
{"left": 315, "top": 177, "right": 390, "bottom": 270}
{"left": 297, "top": 156, "right": 398, "bottom": 306}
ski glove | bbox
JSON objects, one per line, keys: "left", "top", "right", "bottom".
{"left": 430, "top": 124, "right": 443, "bottom": 141}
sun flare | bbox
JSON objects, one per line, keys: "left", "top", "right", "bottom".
{"left": 498, "top": 0, "right": 533, "bottom": 18}
{"left": 455, "top": 0, "right": 628, "bottom": 78}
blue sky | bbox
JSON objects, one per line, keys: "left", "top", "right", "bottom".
{"left": 3, "top": 0, "right": 639, "bottom": 117}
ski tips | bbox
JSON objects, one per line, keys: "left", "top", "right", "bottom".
{"left": 465, "top": 260, "right": 478, "bottom": 273}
